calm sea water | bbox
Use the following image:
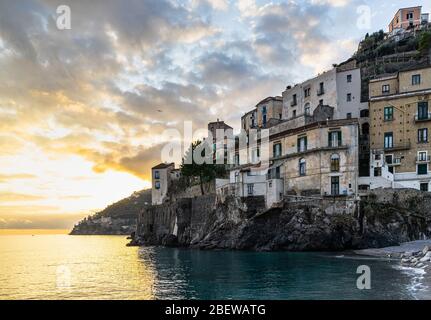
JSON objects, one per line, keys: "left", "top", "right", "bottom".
{"left": 0, "top": 234, "right": 428, "bottom": 300}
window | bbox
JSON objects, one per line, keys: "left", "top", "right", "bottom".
{"left": 384, "top": 132, "right": 394, "bottom": 149}
{"left": 347, "top": 74, "right": 352, "bottom": 83}
{"left": 418, "top": 164, "right": 428, "bottom": 175}
{"left": 418, "top": 128, "right": 428, "bottom": 143}
{"left": 292, "top": 94, "right": 297, "bottom": 106}
{"left": 262, "top": 106, "right": 267, "bottom": 113}
{"left": 328, "top": 131, "right": 342, "bottom": 147}
{"left": 417, "top": 102, "right": 429, "bottom": 120}
{"left": 407, "top": 12, "right": 413, "bottom": 19}
{"left": 347, "top": 93, "right": 352, "bottom": 102}
{"left": 304, "top": 88, "right": 310, "bottom": 97}
{"left": 360, "top": 109, "right": 369, "bottom": 118}
{"left": 318, "top": 82, "right": 324, "bottom": 95}
{"left": 297, "top": 136, "right": 307, "bottom": 152}
{"left": 330, "top": 154, "right": 340, "bottom": 172}
{"left": 155, "top": 181, "right": 161, "bottom": 189}
{"left": 262, "top": 114, "right": 267, "bottom": 126}
{"left": 384, "top": 106, "right": 394, "bottom": 121}
{"left": 247, "top": 184, "right": 254, "bottom": 196}
{"left": 382, "top": 84, "right": 390, "bottom": 94}
{"left": 418, "top": 151, "right": 428, "bottom": 162}
{"left": 331, "top": 177, "right": 340, "bottom": 195}
{"left": 292, "top": 110, "right": 297, "bottom": 117}
{"left": 374, "top": 167, "right": 382, "bottom": 177}
{"left": 319, "top": 99, "right": 324, "bottom": 106}
{"left": 279, "top": 113, "right": 282, "bottom": 119}
{"left": 346, "top": 113, "right": 352, "bottom": 119}
{"left": 154, "top": 171, "right": 160, "bottom": 179}
{"left": 412, "top": 74, "right": 421, "bottom": 85}
{"left": 235, "top": 154, "right": 240, "bottom": 166}
{"left": 385, "top": 155, "right": 393, "bottom": 165}
{"left": 273, "top": 143, "right": 282, "bottom": 158}
{"left": 420, "top": 183, "right": 429, "bottom": 192}
{"left": 299, "top": 158, "right": 306, "bottom": 176}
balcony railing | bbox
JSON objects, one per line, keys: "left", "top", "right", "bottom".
{"left": 383, "top": 142, "right": 411, "bottom": 151}
{"left": 414, "top": 113, "right": 431, "bottom": 122}
{"left": 388, "top": 158, "right": 402, "bottom": 166}
{"left": 291, "top": 100, "right": 297, "bottom": 107}
{"left": 416, "top": 155, "right": 431, "bottom": 163}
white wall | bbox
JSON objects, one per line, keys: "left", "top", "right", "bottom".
{"left": 336, "top": 68, "right": 368, "bottom": 119}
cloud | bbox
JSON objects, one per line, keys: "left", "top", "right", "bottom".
{"left": 0, "top": 192, "right": 46, "bottom": 201}
{"left": 0, "top": 174, "right": 36, "bottom": 183}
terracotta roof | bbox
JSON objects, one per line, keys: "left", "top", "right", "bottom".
{"left": 152, "top": 163, "right": 175, "bottom": 170}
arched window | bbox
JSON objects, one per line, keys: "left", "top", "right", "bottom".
{"left": 299, "top": 158, "right": 306, "bottom": 176}
{"left": 330, "top": 154, "right": 340, "bottom": 172}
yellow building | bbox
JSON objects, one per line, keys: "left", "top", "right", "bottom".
{"left": 367, "top": 66, "right": 431, "bottom": 191}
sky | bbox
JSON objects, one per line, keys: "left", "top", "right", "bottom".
{"left": 0, "top": 0, "right": 430, "bottom": 229}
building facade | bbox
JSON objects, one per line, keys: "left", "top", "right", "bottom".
{"left": 366, "top": 66, "right": 431, "bottom": 191}
{"left": 241, "top": 96, "right": 283, "bottom": 131}
{"left": 151, "top": 163, "right": 176, "bottom": 205}
{"left": 282, "top": 63, "right": 368, "bottom": 123}
{"left": 389, "top": 6, "right": 424, "bottom": 34}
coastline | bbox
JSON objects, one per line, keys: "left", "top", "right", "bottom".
{"left": 354, "top": 240, "right": 431, "bottom": 299}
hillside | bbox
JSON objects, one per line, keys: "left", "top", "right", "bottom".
{"left": 70, "top": 189, "right": 152, "bottom": 235}
{"left": 345, "top": 26, "right": 431, "bottom": 101}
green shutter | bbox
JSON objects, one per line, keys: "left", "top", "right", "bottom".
{"left": 304, "top": 137, "right": 307, "bottom": 150}
{"left": 338, "top": 131, "right": 342, "bottom": 146}
{"left": 297, "top": 138, "right": 300, "bottom": 152}
{"left": 328, "top": 132, "right": 331, "bottom": 147}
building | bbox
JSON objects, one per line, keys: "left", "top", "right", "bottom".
{"left": 221, "top": 118, "right": 360, "bottom": 208}
{"left": 282, "top": 62, "right": 368, "bottom": 125}
{"left": 151, "top": 162, "right": 176, "bottom": 205}
{"left": 365, "top": 66, "right": 431, "bottom": 191}
{"left": 241, "top": 96, "right": 283, "bottom": 131}
{"left": 388, "top": 6, "right": 425, "bottom": 34}
{"left": 207, "top": 119, "right": 233, "bottom": 164}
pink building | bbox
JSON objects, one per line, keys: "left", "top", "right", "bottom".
{"left": 389, "top": 6, "right": 423, "bottom": 33}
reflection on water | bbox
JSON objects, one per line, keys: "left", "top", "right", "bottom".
{"left": 0, "top": 234, "right": 425, "bottom": 300}
{"left": 0, "top": 235, "right": 156, "bottom": 299}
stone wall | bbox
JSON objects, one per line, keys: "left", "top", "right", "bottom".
{"left": 132, "top": 188, "right": 431, "bottom": 251}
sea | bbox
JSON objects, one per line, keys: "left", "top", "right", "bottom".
{"left": 0, "top": 231, "right": 429, "bottom": 300}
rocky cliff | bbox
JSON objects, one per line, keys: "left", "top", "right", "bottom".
{"left": 130, "top": 189, "right": 431, "bottom": 251}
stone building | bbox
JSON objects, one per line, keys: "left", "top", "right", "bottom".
{"left": 241, "top": 96, "right": 283, "bottom": 131}
{"left": 365, "top": 66, "right": 431, "bottom": 191}
{"left": 151, "top": 163, "right": 176, "bottom": 205}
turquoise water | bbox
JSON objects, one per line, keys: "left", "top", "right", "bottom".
{"left": 0, "top": 234, "right": 427, "bottom": 300}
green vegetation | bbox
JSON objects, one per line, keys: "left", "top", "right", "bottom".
{"left": 419, "top": 31, "right": 431, "bottom": 55}
{"left": 180, "top": 140, "right": 226, "bottom": 195}
{"left": 91, "top": 189, "right": 151, "bottom": 219}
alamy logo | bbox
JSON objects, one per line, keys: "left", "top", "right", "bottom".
{"left": 356, "top": 265, "right": 371, "bottom": 290}
{"left": 56, "top": 5, "right": 71, "bottom": 30}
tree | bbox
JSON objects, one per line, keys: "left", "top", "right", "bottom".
{"left": 180, "top": 140, "right": 226, "bottom": 195}
{"left": 419, "top": 31, "right": 431, "bottom": 56}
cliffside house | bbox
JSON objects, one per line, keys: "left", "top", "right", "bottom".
{"left": 151, "top": 162, "right": 178, "bottom": 205}
{"left": 241, "top": 96, "right": 283, "bottom": 131}
{"left": 388, "top": 6, "right": 429, "bottom": 35}
{"left": 363, "top": 66, "right": 431, "bottom": 191}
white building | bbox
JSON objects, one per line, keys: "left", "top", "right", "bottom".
{"left": 282, "top": 61, "right": 368, "bottom": 124}
{"left": 151, "top": 163, "right": 176, "bottom": 205}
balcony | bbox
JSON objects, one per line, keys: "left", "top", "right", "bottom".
{"left": 416, "top": 155, "right": 431, "bottom": 163}
{"left": 383, "top": 142, "right": 411, "bottom": 152}
{"left": 317, "top": 89, "right": 325, "bottom": 96}
{"left": 414, "top": 113, "right": 431, "bottom": 122}
{"left": 291, "top": 100, "right": 297, "bottom": 107}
